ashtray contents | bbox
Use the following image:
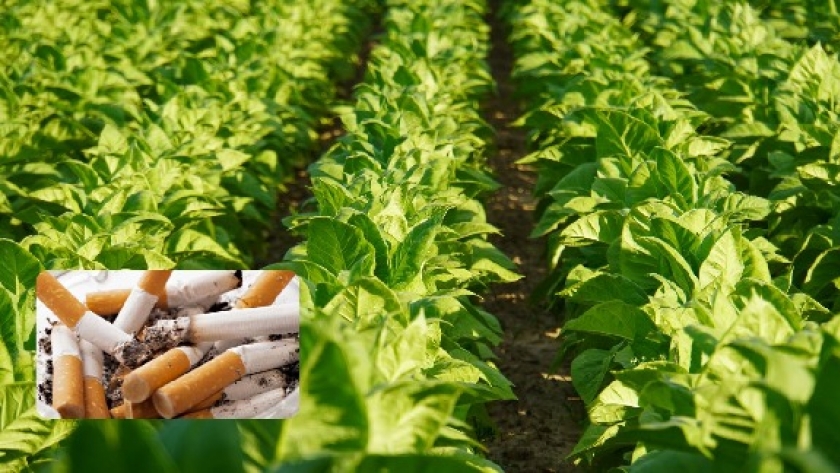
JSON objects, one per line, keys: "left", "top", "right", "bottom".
{"left": 36, "top": 270, "right": 300, "bottom": 419}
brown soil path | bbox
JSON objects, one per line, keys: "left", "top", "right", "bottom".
{"left": 481, "top": 2, "right": 586, "bottom": 471}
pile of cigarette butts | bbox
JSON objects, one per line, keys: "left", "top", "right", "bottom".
{"left": 36, "top": 269, "right": 300, "bottom": 419}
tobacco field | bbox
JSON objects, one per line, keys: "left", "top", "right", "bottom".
{"left": 1, "top": 0, "right": 840, "bottom": 471}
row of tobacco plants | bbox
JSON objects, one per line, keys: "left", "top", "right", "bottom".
{"left": 506, "top": 0, "right": 840, "bottom": 470}
{"left": 1, "top": 0, "right": 377, "bottom": 470}
{"left": 268, "top": 0, "right": 519, "bottom": 470}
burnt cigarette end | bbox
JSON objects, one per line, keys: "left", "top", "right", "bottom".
{"left": 115, "top": 340, "right": 153, "bottom": 368}
{"left": 140, "top": 319, "right": 189, "bottom": 353}
{"left": 233, "top": 270, "right": 243, "bottom": 288}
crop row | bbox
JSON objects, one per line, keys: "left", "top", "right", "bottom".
{"left": 505, "top": 0, "right": 840, "bottom": 470}
{"left": 621, "top": 0, "right": 840, "bottom": 313}
{"left": 1, "top": 0, "right": 374, "bottom": 269}
{"left": 268, "top": 0, "right": 519, "bottom": 470}
{"left": 0, "top": 0, "right": 375, "bottom": 469}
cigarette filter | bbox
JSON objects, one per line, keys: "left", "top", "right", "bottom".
{"left": 122, "top": 343, "right": 211, "bottom": 403}
{"left": 80, "top": 341, "right": 109, "bottom": 418}
{"left": 111, "top": 399, "right": 161, "bottom": 419}
{"left": 86, "top": 271, "right": 242, "bottom": 315}
{"left": 152, "top": 340, "right": 297, "bottom": 418}
{"left": 51, "top": 324, "right": 85, "bottom": 419}
{"left": 236, "top": 270, "right": 295, "bottom": 309}
{"left": 152, "top": 351, "right": 247, "bottom": 419}
{"left": 37, "top": 271, "right": 136, "bottom": 361}
{"left": 112, "top": 270, "right": 173, "bottom": 335}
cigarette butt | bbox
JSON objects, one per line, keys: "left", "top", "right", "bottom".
{"left": 147, "top": 305, "right": 298, "bottom": 344}
{"left": 53, "top": 355, "right": 85, "bottom": 419}
{"left": 210, "top": 389, "right": 287, "bottom": 419}
{"left": 153, "top": 351, "right": 247, "bottom": 419}
{"left": 138, "top": 270, "right": 173, "bottom": 296}
{"left": 122, "top": 347, "right": 195, "bottom": 403}
{"left": 110, "top": 405, "right": 125, "bottom": 419}
{"left": 113, "top": 288, "right": 159, "bottom": 335}
{"left": 37, "top": 272, "right": 87, "bottom": 327}
{"left": 236, "top": 271, "right": 295, "bottom": 309}
{"left": 86, "top": 289, "right": 133, "bottom": 316}
{"left": 112, "top": 399, "right": 161, "bottom": 419}
{"left": 127, "top": 399, "right": 162, "bottom": 419}
{"left": 189, "top": 390, "right": 225, "bottom": 412}
{"left": 74, "top": 312, "right": 135, "bottom": 361}
{"left": 83, "top": 377, "right": 110, "bottom": 418}
{"left": 51, "top": 324, "right": 85, "bottom": 419}
{"left": 167, "top": 271, "right": 242, "bottom": 308}
{"left": 80, "top": 340, "right": 109, "bottom": 419}
{"left": 87, "top": 272, "right": 243, "bottom": 315}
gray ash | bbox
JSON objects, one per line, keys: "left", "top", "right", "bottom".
{"left": 280, "top": 361, "right": 299, "bottom": 380}
{"left": 40, "top": 358, "right": 54, "bottom": 405}
{"left": 115, "top": 340, "right": 153, "bottom": 369}
{"left": 139, "top": 319, "right": 188, "bottom": 354}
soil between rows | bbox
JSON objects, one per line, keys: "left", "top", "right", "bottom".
{"left": 258, "top": 4, "right": 586, "bottom": 471}
{"left": 480, "top": 3, "right": 586, "bottom": 471}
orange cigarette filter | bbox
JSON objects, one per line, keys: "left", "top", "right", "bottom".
{"left": 86, "top": 289, "right": 147, "bottom": 316}
{"left": 188, "top": 390, "right": 224, "bottom": 412}
{"left": 153, "top": 351, "right": 246, "bottom": 419}
{"left": 126, "top": 399, "right": 162, "bottom": 419}
{"left": 110, "top": 405, "right": 125, "bottom": 419}
{"left": 53, "top": 355, "right": 85, "bottom": 419}
{"left": 236, "top": 270, "right": 295, "bottom": 309}
{"left": 122, "top": 349, "right": 192, "bottom": 403}
{"left": 138, "top": 270, "right": 172, "bottom": 296}
{"left": 83, "top": 377, "right": 110, "bottom": 419}
{"left": 37, "top": 272, "right": 87, "bottom": 327}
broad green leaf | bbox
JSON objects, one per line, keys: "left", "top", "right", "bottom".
{"left": 62, "top": 421, "right": 177, "bottom": 473}
{"left": 0, "top": 382, "right": 75, "bottom": 468}
{"left": 572, "top": 348, "right": 616, "bottom": 405}
{"left": 306, "top": 218, "right": 375, "bottom": 278}
{"left": 159, "top": 420, "right": 245, "bottom": 473}
{"left": 564, "top": 301, "right": 656, "bottom": 341}
{"left": 388, "top": 208, "right": 446, "bottom": 288}
{"left": 367, "top": 382, "right": 462, "bottom": 452}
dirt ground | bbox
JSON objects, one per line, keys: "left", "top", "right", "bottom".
{"left": 258, "top": 4, "right": 587, "bottom": 471}
{"left": 480, "top": 4, "right": 586, "bottom": 471}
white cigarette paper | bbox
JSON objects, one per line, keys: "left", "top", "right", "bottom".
{"left": 80, "top": 341, "right": 103, "bottom": 379}
{"left": 74, "top": 311, "right": 133, "bottom": 357}
{"left": 259, "top": 387, "right": 299, "bottom": 418}
{"left": 210, "top": 389, "right": 286, "bottom": 419}
{"left": 224, "top": 369, "right": 287, "bottom": 401}
{"left": 113, "top": 288, "right": 158, "bottom": 334}
{"left": 233, "top": 339, "right": 299, "bottom": 374}
{"left": 52, "top": 324, "right": 80, "bottom": 358}
{"left": 166, "top": 271, "right": 241, "bottom": 308}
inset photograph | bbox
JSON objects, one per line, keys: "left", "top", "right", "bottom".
{"left": 36, "top": 270, "right": 300, "bottom": 419}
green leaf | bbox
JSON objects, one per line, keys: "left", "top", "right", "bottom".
{"left": 388, "top": 208, "right": 447, "bottom": 288}
{"left": 159, "top": 420, "right": 245, "bottom": 473}
{"left": 572, "top": 349, "right": 616, "bottom": 405}
{"left": 0, "top": 382, "right": 75, "bottom": 468}
{"left": 565, "top": 301, "right": 656, "bottom": 341}
{"left": 306, "top": 218, "right": 375, "bottom": 278}
{"left": 62, "top": 421, "right": 177, "bottom": 473}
